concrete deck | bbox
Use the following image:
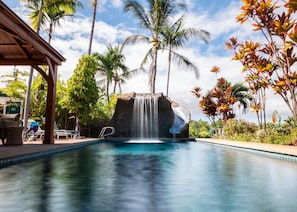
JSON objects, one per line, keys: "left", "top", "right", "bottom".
{"left": 1, "top": 138, "right": 297, "bottom": 168}
{"left": 197, "top": 138, "right": 297, "bottom": 157}
{"left": 0, "top": 138, "right": 99, "bottom": 167}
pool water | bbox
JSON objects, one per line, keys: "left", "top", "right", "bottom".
{"left": 0, "top": 142, "right": 297, "bottom": 212}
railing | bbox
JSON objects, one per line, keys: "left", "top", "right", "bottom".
{"left": 98, "top": 126, "right": 115, "bottom": 138}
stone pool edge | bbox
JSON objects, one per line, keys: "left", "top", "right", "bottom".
{"left": 197, "top": 138, "right": 297, "bottom": 162}
{"left": 0, "top": 139, "right": 100, "bottom": 168}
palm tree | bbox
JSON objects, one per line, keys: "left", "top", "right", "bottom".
{"left": 88, "top": 0, "right": 98, "bottom": 54}
{"left": 47, "top": 0, "right": 83, "bottom": 44}
{"left": 22, "top": 0, "right": 45, "bottom": 33}
{"left": 21, "top": 0, "right": 82, "bottom": 136}
{"left": 95, "top": 45, "right": 129, "bottom": 102}
{"left": 111, "top": 67, "right": 142, "bottom": 94}
{"left": 160, "top": 16, "right": 210, "bottom": 96}
{"left": 231, "top": 83, "right": 253, "bottom": 114}
{"left": 23, "top": 0, "right": 83, "bottom": 44}
{"left": 21, "top": 0, "right": 45, "bottom": 136}
{"left": 123, "top": 0, "right": 185, "bottom": 93}
{"left": 192, "top": 79, "right": 251, "bottom": 124}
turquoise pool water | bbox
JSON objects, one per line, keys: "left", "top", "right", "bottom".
{"left": 0, "top": 142, "right": 297, "bottom": 212}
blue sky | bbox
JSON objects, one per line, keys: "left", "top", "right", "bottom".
{"left": 2, "top": 0, "right": 291, "bottom": 123}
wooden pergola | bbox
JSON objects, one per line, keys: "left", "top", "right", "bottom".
{"left": 0, "top": 2, "right": 66, "bottom": 144}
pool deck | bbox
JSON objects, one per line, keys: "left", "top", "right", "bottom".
{"left": 0, "top": 138, "right": 99, "bottom": 160}
{"left": 197, "top": 138, "right": 297, "bottom": 157}
{"left": 0, "top": 138, "right": 297, "bottom": 166}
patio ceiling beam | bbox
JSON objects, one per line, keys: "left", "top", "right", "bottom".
{"left": 0, "top": 24, "right": 25, "bottom": 41}
{"left": 0, "top": 44, "right": 32, "bottom": 48}
{"left": 0, "top": 59, "right": 46, "bottom": 65}
{"left": 14, "top": 37, "right": 31, "bottom": 58}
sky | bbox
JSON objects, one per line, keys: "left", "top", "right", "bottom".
{"left": 1, "top": 0, "right": 293, "bottom": 123}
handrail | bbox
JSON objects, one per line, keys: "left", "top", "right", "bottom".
{"left": 99, "top": 126, "right": 115, "bottom": 138}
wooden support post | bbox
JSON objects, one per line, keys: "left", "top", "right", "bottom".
{"left": 43, "top": 60, "right": 57, "bottom": 144}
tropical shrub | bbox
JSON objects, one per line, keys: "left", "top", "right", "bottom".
{"left": 223, "top": 119, "right": 258, "bottom": 142}
{"left": 223, "top": 118, "right": 297, "bottom": 145}
{"left": 189, "top": 120, "right": 212, "bottom": 138}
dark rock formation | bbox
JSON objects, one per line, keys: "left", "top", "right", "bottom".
{"left": 109, "top": 93, "right": 135, "bottom": 138}
{"left": 109, "top": 93, "right": 189, "bottom": 139}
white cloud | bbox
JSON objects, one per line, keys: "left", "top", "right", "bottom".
{"left": 111, "top": 0, "right": 123, "bottom": 8}
{"left": 98, "top": 0, "right": 123, "bottom": 9}
{"left": 2, "top": 0, "right": 294, "bottom": 123}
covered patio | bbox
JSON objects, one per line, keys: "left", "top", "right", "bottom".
{"left": 0, "top": 2, "right": 65, "bottom": 144}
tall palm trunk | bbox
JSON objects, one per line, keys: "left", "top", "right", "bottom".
{"left": 48, "top": 22, "right": 53, "bottom": 44}
{"left": 106, "top": 80, "right": 110, "bottom": 103}
{"left": 88, "top": 0, "right": 97, "bottom": 55}
{"left": 113, "top": 81, "right": 117, "bottom": 93}
{"left": 36, "top": 0, "right": 44, "bottom": 33}
{"left": 24, "top": 0, "right": 44, "bottom": 138}
{"left": 166, "top": 44, "right": 172, "bottom": 96}
{"left": 113, "top": 73, "right": 119, "bottom": 93}
{"left": 149, "top": 46, "right": 158, "bottom": 93}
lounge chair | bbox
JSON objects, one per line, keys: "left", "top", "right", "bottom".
{"left": 54, "top": 122, "right": 73, "bottom": 139}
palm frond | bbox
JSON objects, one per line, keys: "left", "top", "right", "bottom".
{"left": 121, "top": 35, "right": 150, "bottom": 51}
{"left": 170, "top": 51, "right": 199, "bottom": 79}
{"left": 96, "top": 78, "right": 106, "bottom": 87}
{"left": 186, "top": 28, "right": 211, "bottom": 44}
{"left": 124, "top": 0, "right": 152, "bottom": 31}
{"left": 124, "top": 67, "right": 145, "bottom": 79}
{"left": 139, "top": 48, "right": 154, "bottom": 69}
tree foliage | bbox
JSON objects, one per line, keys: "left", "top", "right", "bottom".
{"left": 54, "top": 77, "right": 69, "bottom": 128}
{"left": 66, "top": 54, "right": 99, "bottom": 125}
{"left": 95, "top": 45, "right": 129, "bottom": 102}
{"left": 160, "top": 15, "right": 210, "bottom": 96}
{"left": 30, "top": 73, "right": 47, "bottom": 120}
{"left": 0, "top": 69, "right": 28, "bottom": 100}
{"left": 226, "top": 0, "right": 297, "bottom": 123}
{"left": 30, "top": 73, "right": 69, "bottom": 128}
{"left": 123, "top": 0, "right": 186, "bottom": 93}
{"left": 189, "top": 119, "right": 212, "bottom": 138}
{"left": 192, "top": 75, "right": 252, "bottom": 125}
{"left": 22, "top": 0, "right": 83, "bottom": 43}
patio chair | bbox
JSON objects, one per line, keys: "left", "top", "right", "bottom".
{"left": 54, "top": 122, "right": 73, "bottom": 139}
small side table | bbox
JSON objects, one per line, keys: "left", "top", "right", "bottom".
{"left": 6, "top": 126, "right": 24, "bottom": 145}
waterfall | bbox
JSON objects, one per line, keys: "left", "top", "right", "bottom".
{"left": 131, "top": 94, "right": 159, "bottom": 139}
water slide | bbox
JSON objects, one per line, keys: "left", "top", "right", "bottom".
{"left": 169, "top": 105, "right": 190, "bottom": 135}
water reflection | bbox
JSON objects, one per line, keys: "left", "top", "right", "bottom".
{"left": 39, "top": 158, "right": 52, "bottom": 212}
{"left": 0, "top": 143, "right": 297, "bottom": 211}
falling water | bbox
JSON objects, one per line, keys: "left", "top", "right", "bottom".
{"left": 131, "top": 94, "right": 159, "bottom": 139}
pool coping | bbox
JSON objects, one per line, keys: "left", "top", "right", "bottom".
{"left": 0, "top": 139, "right": 100, "bottom": 168}
{"left": 197, "top": 138, "right": 297, "bottom": 162}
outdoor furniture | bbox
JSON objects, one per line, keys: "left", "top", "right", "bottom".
{"left": 0, "top": 114, "right": 23, "bottom": 145}
{"left": 54, "top": 122, "right": 74, "bottom": 139}
{"left": 6, "top": 126, "right": 24, "bottom": 145}
{"left": 55, "top": 129, "right": 73, "bottom": 139}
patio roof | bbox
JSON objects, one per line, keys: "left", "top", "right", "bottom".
{"left": 0, "top": 2, "right": 66, "bottom": 144}
{"left": 0, "top": 2, "right": 65, "bottom": 66}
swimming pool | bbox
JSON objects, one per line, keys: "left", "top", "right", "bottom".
{"left": 0, "top": 142, "right": 296, "bottom": 212}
